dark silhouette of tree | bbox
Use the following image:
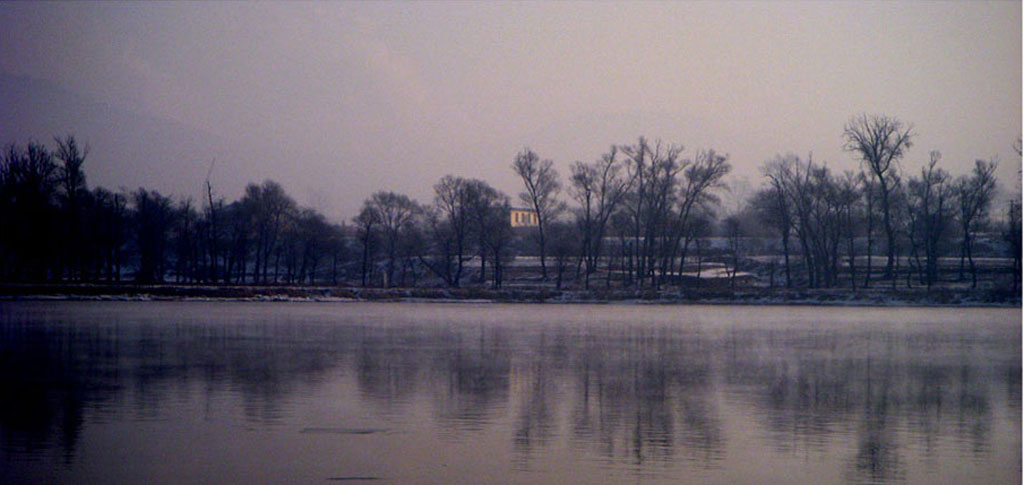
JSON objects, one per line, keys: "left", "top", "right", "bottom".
{"left": 1, "top": 142, "right": 59, "bottom": 281}
{"left": 620, "top": 137, "right": 684, "bottom": 288}
{"left": 54, "top": 135, "right": 88, "bottom": 280}
{"left": 546, "top": 221, "right": 577, "bottom": 290}
{"left": 223, "top": 200, "right": 252, "bottom": 283}
{"left": 757, "top": 158, "right": 794, "bottom": 287}
{"left": 132, "top": 188, "right": 175, "bottom": 283}
{"left": 362, "top": 191, "right": 420, "bottom": 287}
{"left": 672, "top": 150, "right": 730, "bottom": 282}
{"left": 1004, "top": 200, "right": 1022, "bottom": 291}
{"left": 512, "top": 148, "right": 564, "bottom": 280}
{"left": 87, "top": 187, "right": 128, "bottom": 282}
{"left": 906, "top": 152, "right": 954, "bottom": 287}
{"left": 569, "top": 146, "right": 632, "bottom": 289}
{"left": 757, "top": 154, "right": 860, "bottom": 288}
{"left": 327, "top": 223, "right": 350, "bottom": 285}
{"left": 241, "top": 180, "right": 296, "bottom": 284}
{"left": 425, "top": 175, "right": 474, "bottom": 287}
{"left": 464, "top": 179, "right": 509, "bottom": 286}
{"left": 837, "top": 171, "right": 863, "bottom": 291}
{"left": 954, "top": 159, "right": 998, "bottom": 287}
{"left": 354, "top": 202, "right": 380, "bottom": 287}
{"left": 843, "top": 114, "right": 913, "bottom": 281}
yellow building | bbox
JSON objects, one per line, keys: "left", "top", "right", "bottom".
{"left": 509, "top": 207, "right": 539, "bottom": 227}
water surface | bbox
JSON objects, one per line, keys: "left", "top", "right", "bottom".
{"left": 1, "top": 301, "right": 1019, "bottom": 484}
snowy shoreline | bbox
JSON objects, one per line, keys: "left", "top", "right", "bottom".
{"left": 1, "top": 283, "right": 1018, "bottom": 308}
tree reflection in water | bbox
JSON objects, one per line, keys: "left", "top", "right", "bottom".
{"left": 0, "top": 302, "right": 1018, "bottom": 484}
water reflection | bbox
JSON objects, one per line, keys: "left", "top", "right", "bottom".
{"left": 0, "top": 302, "right": 1019, "bottom": 484}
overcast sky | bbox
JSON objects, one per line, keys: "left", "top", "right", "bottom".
{"left": 1, "top": 1, "right": 1020, "bottom": 220}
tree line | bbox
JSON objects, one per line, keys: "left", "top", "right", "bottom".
{"left": 1, "top": 114, "right": 1019, "bottom": 290}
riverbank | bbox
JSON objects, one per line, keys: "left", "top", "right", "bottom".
{"left": 1, "top": 283, "right": 1019, "bottom": 307}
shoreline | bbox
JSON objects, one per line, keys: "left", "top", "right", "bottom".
{"left": 1, "top": 283, "right": 1019, "bottom": 308}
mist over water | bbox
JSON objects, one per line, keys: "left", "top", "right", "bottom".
{"left": 0, "top": 302, "right": 1019, "bottom": 484}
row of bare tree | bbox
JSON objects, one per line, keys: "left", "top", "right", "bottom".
{"left": 348, "top": 137, "right": 732, "bottom": 289}
{"left": 750, "top": 115, "right": 1013, "bottom": 289}
{"left": 0, "top": 138, "right": 348, "bottom": 284}
{"left": 2, "top": 115, "right": 1019, "bottom": 290}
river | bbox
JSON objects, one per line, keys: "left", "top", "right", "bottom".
{"left": 0, "top": 301, "right": 1019, "bottom": 484}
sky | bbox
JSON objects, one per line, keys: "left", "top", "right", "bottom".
{"left": 1, "top": 1, "right": 1020, "bottom": 221}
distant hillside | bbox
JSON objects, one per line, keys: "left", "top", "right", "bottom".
{"left": 0, "top": 73, "right": 246, "bottom": 202}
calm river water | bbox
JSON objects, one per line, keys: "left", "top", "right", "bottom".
{"left": 0, "top": 301, "right": 1019, "bottom": 484}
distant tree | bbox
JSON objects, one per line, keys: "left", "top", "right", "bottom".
{"left": 843, "top": 114, "right": 913, "bottom": 281}
{"left": 88, "top": 187, "right": 128, "bottom": 282}
{"left": 354, "top": 202, "right": 380, "bottom": 287}
{"left": 762, "top": 153, "right": 854, "bottom": 288}
{"left": 223, "top": 200, "right": 252, "bottom": 284}
{"left": 364, "top": 191, "right": 420, "bottom": 287}
{"left": 758, "top": 157, "right": 795, "bottom": 287}
{"left": 671, "top": 149, "right": 730, "bottom": 282}
{"left": 326, "top": 223, "right": 349, "bottom": 285}
{"left": 297, "top": 208, "right": 331, "bottom": 284}
{"left": 954, "top": 159, "right": 998, "bottom": 287}
{"left": 132, "top": 188, "right": 176, "bottom": 283}
{"left": 687, "top": 211, "right": 715, "bottom": 286}
{"left": 860, "top": 172, "right": 877, "bottom": 287}
{"left": 172, "top": 198, "right": 200, "bottom": 283}
{"left": 512, "top": 148, "right": 564, "bottom": 280}
{"left": 906, "top": 152, "right": 954, "bottom": 287}
{"left": 570, "top": 146, "right": 632, "bottom": 289}
{"left": 722, "top": 214, "right": 742, "bottom": 289}
{"left": 480, "top": 193, "right": 514, "bottom": 288}
{"left": 620, "top": 137, "right": 684, "bottom": 288}
{"left": 203, "top": 161, "right": 224, "bottom": 283}
{"left": 0, "top": 142, "right": 59, "bottom": 280}
{"left": 1004, "top": 200, "right": 1022, "bottom": 291}
{"left": 241, "top": 180, "right": 296, "bottom": 284}
{"left": 546, "top": 221, "right": 577, "bottom": 290}
{"left": 837, "top": 171, "right": 863, "bottom": 290}
{"left": 429, "top": 175, "right": 473, "bottom": 287}
{"left": 463, "top": 179, "right": 508, "bottom": 286}
{"left": 54, "top": 135, "right": 88, "bottom": 280}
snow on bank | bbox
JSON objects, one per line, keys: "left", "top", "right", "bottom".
{"left": 3, "top": 291, "right": 1017, "bottom": 308}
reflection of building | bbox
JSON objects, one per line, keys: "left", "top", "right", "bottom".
{"left": 509, "top": 207, "right": 538, "bottom": 228}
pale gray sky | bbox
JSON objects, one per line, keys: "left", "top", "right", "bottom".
{"left": 1, "top": 1, "right": 1020, "bottom": 220}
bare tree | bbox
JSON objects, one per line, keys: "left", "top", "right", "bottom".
{"left": 54, "top": 135, "right": 88, "bottom": 280}
{"left": 860, "top": 172, "right": 876, "bottom": 287}
{"left": 241, "top": 180, "right": 296, "bottom": 284}
{"left": 620, "top": 137, "right": 684, "bottom": 287}
{"left": 954, "top": 159, "right": 998, "bottom": 287}
{"left": 1004, "top": 200, "right": 1022, "bottom": 291}
{"left": 759, "top": 157, "right": 795, "bottom": 287}
{"left": 569, "top": 147, "right": 632, "bottom": 289}
{"left": 366, "top": 191, "right": 420, "bottom": 287}
{"left": 906, "top": 151, "right": 954, "bottom": 288}
{"left": 132, "top": 188, "right": 176, "bottom": 283}
{"left": 843, "top": 114, "right": 913, "bottom": 281}
{"left": 429, "top": 175, "right": 473, "bottom": 287}
{"left": 837, "top": 171, "right": 862, "bottom": 290}
{"left": 761, "top": 154, "right": 853, "bottom": 288}
{"left": 512, "top": 148, "right": 564, "bottom": 280}
{"left": 670, "top": 149, "right": 730, "bottom": 283}
{"left": 546, "top": 220, "right": 577, "bottom": 289}
{"left": 354, "top": 202, "right": 380, "bottom": 287}
{"left": 463, "top": 179, "right": 507, "bottom": 285}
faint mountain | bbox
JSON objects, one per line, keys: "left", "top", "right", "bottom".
{"left": 0, "top": 73, "right": 250, "bottom": 202}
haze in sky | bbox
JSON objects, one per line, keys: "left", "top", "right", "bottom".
{"left": 1, "top": 1, "right": 1019, "bottom": 220}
